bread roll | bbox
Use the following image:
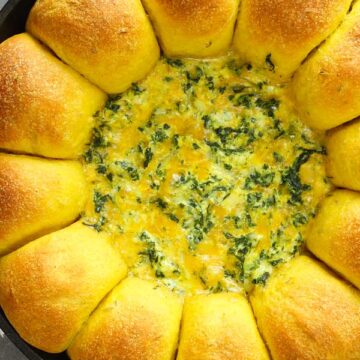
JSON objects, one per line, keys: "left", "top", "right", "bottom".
{"left": 326, "top": 118, "right": 360, "bottom": 190}
{"left": 27, "top": 0, "right": 160, "bottom": 94}
{"left": 0, "top": 154, "right": 87, "bottom": 256}
{"left": 0, "top": 33, "right": 106, "bottom": 159}
{"left": 233, "top": 0, "right": 351, "bottom": 80}
{"left": 141, "top": 0, "right": 239, "bottom": 57}
{"left": 68, "top": 277, "right": 182, "bottom": 360}
{"left": 177, "top": 293, "right": 269, "bottom": 360}
{"left": 0, "top": 221, "right": 127, "bottom": 353}
{"left": 250, "top": 256, "right": 360, "bottom": 360}
{"left": 307, "top": 190, "right": 360, "bottom": 290}
{"left": 292, "top": 1, "right": 360, "bottom": 129}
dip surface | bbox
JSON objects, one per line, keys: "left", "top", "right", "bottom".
{"left": 82, "top": 55, "right": 330, "bottom": 294}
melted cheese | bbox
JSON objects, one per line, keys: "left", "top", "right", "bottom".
{"left": 82, "top": 55, "right": 331, "bottom": 294}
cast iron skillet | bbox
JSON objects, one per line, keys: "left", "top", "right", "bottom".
{"left": 0, "top": 1, "right": 70, "bottom": 359}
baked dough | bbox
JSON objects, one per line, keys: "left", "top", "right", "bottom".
{"left": 307, "top": 190, "right": 360, "bottom": 290}
{"left": 0, "top": 0, "right": 360, "bottom": 358}
{"left": 27, "top": 0, "right": 160, "bottom": 93}
{"left": 68, "top": 277, "right": 182, "bottom": 360}
{"left": 0, "top": 154, "right": 87, "bottom": 256}
{"left": 0, "top": 33, "right": 106, "bottom": 159}
{"left": 233, "top": 0, "right": 352, "bottom": 80}
{"left": 0, "top": 221, "right": 127, "bottom": 353}
{"left": 326, "top": 118, "right": 360, "bottom": 190}
{"left": 251, "top": 256, "right": 360, "bottom": 360}
{"left": 141, "top": 0, "right": 239, "bottom": 58}
{"left": 177, "top": 293, "right": 269, "bottom": 360}
{"left": 292, "top": 1, "right": 360, "bottom": 129}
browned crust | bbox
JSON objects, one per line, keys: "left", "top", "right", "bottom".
{"left": 307, "top": 190, "right": 360, "bottom": 289}
{"left": 0, "top": 34, "right": 65, "bottom": 148}
{"left": 333, "top": 217, "right": 360, "bottom": 276}
{"left": 0, "top": 154, "right": 87, "bottom": 255}
{"left": 243, "top": 0, "right": 349, "bottom": 46}
{"left": 0, "top": 33, "right": 106, "bottom": 158}
{"left": 251, "top": 256, "right": 360, "bottom": 360}
{"left": 326, "top": 118, "right": 360, "bottom": 190}
{"left": 28, "top": 0, "right": 141, "bottom": 61}
{"left": 312, "top": 19, "right": 360, "bottom": 114}
{"left": 291, "top": 1, "right": 360, "bottom": 129}
{"left": 146, "top": 0, "right": 238, "bottom": 35}
{"left": 0, "top": 222, "right": 127, "bottom": 353}
{"left": 26, "top": 0, "right": 160, "bottom": 93}
{"left": 234, "top": 0, "right": 352, "bottom": 79}
{"left": 0, "top": 156, "right": 36, "bottom": 226}
{"left": 70, "top": 307, "right": 168, "bottom": 360}
{"left": 177, "top": 293, "right": 269, "bottom": 360}
{"left": 68, "top": 278, "right": 182, "bottom": 360}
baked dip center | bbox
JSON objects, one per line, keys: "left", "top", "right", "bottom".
{"left": 82, "top": 55, "right": 330, "bottom": 294}
{"left": 1, "top": 0, "right": 360, "bottom": 358}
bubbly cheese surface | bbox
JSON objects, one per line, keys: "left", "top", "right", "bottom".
{"left": 82, "top": 55, "right": 331, "bottom": 294}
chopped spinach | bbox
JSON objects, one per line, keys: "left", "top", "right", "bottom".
{"left": 265, "top": 54, "right": 275, "bottom": 71}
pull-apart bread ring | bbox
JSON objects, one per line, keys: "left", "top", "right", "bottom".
{"left": 0, "top": 221, "right": 127, "bottom": 353}
{"left": 177, "top": 293, "right": 269, "bottom": 360}
{"left": 68, "top": 277, "right": 182, "bottom": 360}
{"left": 326, "top": 118, "right": 360, "bottom": 191}
{"left": 26, "top": 0, "right": 160, "bottom": 93}
{"left": 233, "top": 0, "right": 352, "bottom": 80}
{"left": 1, "top": 0, "right": 360, "bottom": 358}
{"left": 0, "top": 33, "right": 106, "bottom": 159}
{"left": 0, "top": 154, "right": 87, "bottom": 256}
{"left": 307, "top": 190, "right": 360, "bottom": 290}
{"left": 251, "top": 256, "right": 360, "bottom": 360}
{"left": 141, "top": 0, "right": 239, "bottom": 58}
{"left": 292, "top": 1, "right": 360, "bottom": 130}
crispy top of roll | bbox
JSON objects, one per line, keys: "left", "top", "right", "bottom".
{"left": 68, "top": 277, "right": 182, "bottom": 360}
{"left": 326, "top": 118, "right": 360, "bottom": 190}
{"left": 0, "top": 1, "right": 356, "bottom": 359}
{"left": 307, "top": 190, "right": 360, "bottom": 290}
{"left": 292, "top": 1, "right": 360, "bottom": 129}
{"left": 27, "top": 0, "right": 160, "bottom": 93}
{"left": 234, "top": 0, "right": 352, "bottom": 79}
{"left": 0, "top": 33, "right": 106, "bottom": 159}
{"left": 251, "top": 256, "right": 360, "bottom": 360}
{"left": 177, "top": 293, "right": 269, "bottom": 360}
{"left": 141, "top": 0, "right": 239, "bottom": 57}
{"left": 0, "top": 154, "right": 87, "bottom": 256}
{"left": 0, "top": 222, "right": 127, "bottom": 353}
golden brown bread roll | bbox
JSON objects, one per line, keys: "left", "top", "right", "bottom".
{"left": 177, "top": 293, "right": 269, "bottom": 360}
{"left": 0, "top": 154, "right": 87, "bottom": 256}
{"left": 0, "top": 221, "right": 127, "bottom": 353}
{"left": 292, "top": 1, "right": 360, "bottom": 129}
{"left": 26, "top": 0, "right": 160, "bottom": 94}
{"left": 68, "top": 277, "right": 182, "bottom": 360}
{"left": 251, "top": 256, "right": 360, "bottom": 360}
{"left": 326, "top": 118, "right": 360, "bottom": 190}
{"left": 233, "top": 0, "right": 352, "bottom": 80}
{"left": 0, "top": 33, "right": 106, "bottom": 159}
{"left": 141, "top": 0, "right": 239, "bottom": 58}
{"left": 307, "top": 190, "right": 360, "bottom": 290}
